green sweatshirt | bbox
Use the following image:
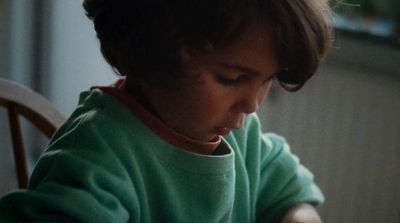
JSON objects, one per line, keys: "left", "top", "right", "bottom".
{"left": 0, "top": 87, "right": 323, "bottom": 223}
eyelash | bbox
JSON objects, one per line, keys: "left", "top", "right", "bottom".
{"left": 216, "top": 74, "right": 247, "bottom": 85}
{"left": 216, "top": 74, "right": 275, "bottom": 86}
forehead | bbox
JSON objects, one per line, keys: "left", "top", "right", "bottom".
{"left": 217, "top": 22, "right": 276, "bottom": 60}
{"left": 184, "top": 22, "right": 280, "bottom": 76}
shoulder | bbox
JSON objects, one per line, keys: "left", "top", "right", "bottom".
{"left": 51, "top": 89, "right": 135, "bottom": 145}
{"left": 30, "top": 89, "right": 139, "bottom": 186}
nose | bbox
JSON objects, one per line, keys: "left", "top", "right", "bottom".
{"left": 233, "top": 86, "right": 268, "bottom": 114}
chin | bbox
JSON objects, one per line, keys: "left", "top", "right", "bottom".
{"left": 191, "top": 134, "right": 218, "bottom": 142}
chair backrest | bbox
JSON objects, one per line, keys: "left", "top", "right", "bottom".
{"left": 0, "top": 78, "right": 65, "bottom": 189}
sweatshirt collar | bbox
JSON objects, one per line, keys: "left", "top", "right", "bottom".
{"left": 93, "top": 79, "right": 221, "bottom": 155}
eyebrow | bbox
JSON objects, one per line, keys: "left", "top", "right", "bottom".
{"left": 218, "top": 62, "right": 279, "bottom": 77}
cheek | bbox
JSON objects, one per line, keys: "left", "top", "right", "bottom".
{"left": 258, "top": 82, "right": 273, "bottom": 102}
{"left": 179, "top": 85, "right": 230, "bottom": 118}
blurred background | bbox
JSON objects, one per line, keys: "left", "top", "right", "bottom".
{"left": 0, "top": 0, "right": 399, "bottom": 222}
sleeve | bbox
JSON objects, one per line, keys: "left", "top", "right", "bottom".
{"left": 0, "top": 113, "right": 136, "bottom": 223}
{"left": 239, "top": 114, "right": 324, "bottom": 222}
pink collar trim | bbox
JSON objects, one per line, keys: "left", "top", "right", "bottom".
{"left": 93, "top": 80, "right": 221, "bottom": 155}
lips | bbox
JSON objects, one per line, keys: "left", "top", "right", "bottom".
{"left": 214, "top": 127, "right": 232, "bottom": 136}
{"left": 214, "top": 115, "right": 246, "bottom": 135}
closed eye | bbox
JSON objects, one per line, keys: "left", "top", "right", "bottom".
{"left": 215, "top": 74, "right": 249, "bottom": 86}
{"left": 215, "top": 73, "right": 276, "bottom": 86}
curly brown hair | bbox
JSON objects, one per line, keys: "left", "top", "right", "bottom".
{"left": 83, "top": 0, "right": 332, "bottom": 91}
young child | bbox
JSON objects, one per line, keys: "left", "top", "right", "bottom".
{"left": 0, "top": 0, "right": 332, "bottom": 222}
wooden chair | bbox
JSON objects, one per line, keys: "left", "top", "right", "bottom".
{"left": 0, "top": 78, "right": 65, "bottom": 189}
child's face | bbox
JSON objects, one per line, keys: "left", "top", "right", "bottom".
{"left": 142, "top": 22, "right": 280, "bottom": 142}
